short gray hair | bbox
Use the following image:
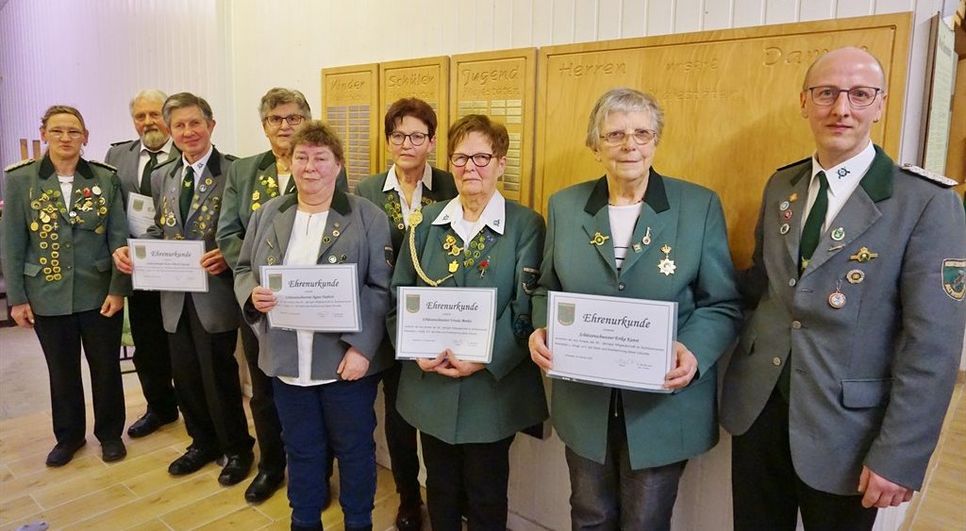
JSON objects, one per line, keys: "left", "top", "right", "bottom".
{"left": 585, "top": 88, "right": 664, "bottom": 150}
{"left": 259, "top": 88, "right": 311, "bottom": 121}
{"left": 162, "top": 92, "right": 214, "bottom": 126}
{"left": 129, "top": 89, "right": 168, "bottom": 115}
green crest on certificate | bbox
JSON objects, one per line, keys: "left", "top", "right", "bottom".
{"left": 942, "top": 258, "right": 966, "bottom": 301}
{"left": 134, "top": 245, "right": 146, "bottom": 259}
{"left": 268, "top": 273, "right": 283, "bottom": 292}
{"left": 132, "top": 198, "right": 144, "bottom": 211}
{"left": 406, "top": 294, "right": 421, "bottom": 313}
{"left": 557, "top": 302, "right": 575, "bottom": 326}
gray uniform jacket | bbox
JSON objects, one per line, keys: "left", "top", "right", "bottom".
{"left": 233, "top": 191, "right": 393, "bottom": 380}
{"left": 144, "top": 148, "right": 239, "bottom": 334}
{"left": 104, "top": 139, "right": 180, "bottom": 203}
{"left": 720, "top": 147, "right": 966, "bottom": 494}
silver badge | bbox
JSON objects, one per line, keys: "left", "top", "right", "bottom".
{"left": 831, "top": 227, "right": 845, "bottom": 241}
{"left": 779, "top": 223, "right": 790, "bottom": 235}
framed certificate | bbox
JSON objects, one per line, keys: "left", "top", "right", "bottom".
{"left": 260, "top": 264, "right": 361, "bottom": 332}
{"left": 129, "top": 238, "right": 207, "bottom": 292}
{"left": 126, "top": 192, "right": 155, "bottom": 237}
{"left": 395, "top": 286, "right": 497, "bottom": 364}
{"left": 546, "top": 291, "right": 677, "bottom": 393}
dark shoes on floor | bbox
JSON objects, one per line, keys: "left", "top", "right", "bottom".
{"left": 244, "top": 470, "right": 285, "bottom": 503}
{"left": 45, "top": 439, "right": 86, "bottom": 467}
{"left": 168, "top": 447, "right": 220, "bottom": 476}
{"left": 127, "top": 411, "right": 178, "bottom": 438}
{"left": 395, "top": 499, "right": 423, "bottom": 531}
{"left": 101, "top": 439, "right": 127, "bottom": 462}
{"left": 218, "top": 452, "right": 254, "bottom": 486}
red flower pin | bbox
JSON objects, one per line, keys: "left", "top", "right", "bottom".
{"left": 479, "top": 258, "right": 490, "bottom": 278}
{"left": 82, "top": 188, "right": 92, "bottom": 198}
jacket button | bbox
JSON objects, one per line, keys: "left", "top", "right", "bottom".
{"left": 772, "top": 356, "right": 782, "bottom": 366}
{"left": 617, "top": 282, "right": 625, "bottom": 291}
{"left": 788, "top": 278, "right": 796, "bottom": 287}
{"left": 791, "top": 320, "right": 802, "bottom": 329}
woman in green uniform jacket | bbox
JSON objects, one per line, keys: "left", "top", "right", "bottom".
{"left": 1, "top": 105, "right": 130, "bottom": 467}
{"left": 388, "top": 114, "right": 547, "bottom": 531}
{"left": 528, "top": 88, "right": 742, "bottom": 530}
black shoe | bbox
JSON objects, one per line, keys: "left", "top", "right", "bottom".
{"left": 395, "top": 500, "right": 423, "bottom": 531}
{"left": 290, "top": 523, "right": 322, "bottom": 531}
{"left": 168, "top": 447, "right": 219, "bottom": 476}
{"left": 218, "top": 452, "right": 254, "bottom": 486}
{"left": 101, "top": 440, "right": 127, "bottom": 462}
{"left": 45, "top": 439, "right": 86, "bottom": 467}
{"left": 127, "top": 411, "right": 177, "bottom": 438}
{"left": 244, "top": 470, "right": 285, "bottom": 503}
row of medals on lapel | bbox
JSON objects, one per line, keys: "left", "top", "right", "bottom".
{"left": 777, "top": 191, "right": 878, "bottom": 310}
{"left": 160, "top": 176, "right": 219, "bottom": 236}
{"left": 29, "top": 186, "right": 107, "bottom": 282}
{"left": 251, "top": 174, "right": 281, "bottom": 212}
{"left": 385, "top": 193, "right": 434, "bottom": 232}
{"left": 265, "top": 222, "right": 345, "bottom": 266}
{"left": 589, "top": 226, "right": 677, "bottom": 276}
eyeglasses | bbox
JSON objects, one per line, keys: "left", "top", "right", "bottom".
{"left": 46, "top": 128, "right": 84, "bottom": 139}
{"left": 264, "top": 114, "right": 305, "bottom": 127}
{"left": 450, "top": 153, "right": 494, "bottom": 167}
{"left": 807, "top": 86, "right": 882, "bottom": 108}
{"left": 388, "top": 131, "right": 429, "bottom": 146}
{"left": 600, "top": 129, "right": 656, "bottom": 146}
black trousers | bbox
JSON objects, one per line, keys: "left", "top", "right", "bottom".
{"left": 168, "top": 295, "right": 253, "bottom": 456}
{"left": 381, "top": 361, "right": 422, "bottom": 505}
{"left": 239, "top": 321, "right": 286, "bottom": 474}
{"left": 732, "top": 388, "right": 879, "bottom": 531}
{"left": 34, "top": 309, "right": 125, "bottom": 444}
{"left": 128, "top": 289, "right": 178, "bottom": 419}
{"left": 420, "top": 432, "right": 514, "bottom": 531}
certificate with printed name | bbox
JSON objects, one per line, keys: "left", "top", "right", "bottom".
{"left": 395, "top": 287, "right": 497, "bottom": 364}
{"left": 260, "top": 264, "right": 361, "bottom": 332}
{"left": 547, "top": 291, "right": 677, "bottom": 393}
{"left": 129, "top": 238, "right": 208, "bottom": 292}
{"left": 126, "top": 192, "right": 156, "bottom": 237}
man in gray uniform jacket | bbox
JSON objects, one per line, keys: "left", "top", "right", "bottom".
{"left": 721, "top": 47, "right": 966, "bottom": 530}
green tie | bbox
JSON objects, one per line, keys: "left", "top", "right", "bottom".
{"left": 799, "top": 170, "right": 829, "bottom": 274}
{"left": 140, "top": 150, "right": 159, "bottom": 196}
{"left": 180, "top": 166, "right": 195, "bottom": 221}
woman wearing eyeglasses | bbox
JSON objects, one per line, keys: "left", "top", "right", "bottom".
{"left": 527, "top": 88, "right": 742, "bottom": 530}
{"left": 388, "top": 114, "right": 547, "bottom": 531}
{"left": 354, "top": 97, "right": 457, "bottom": 531}
{"left": 1, "top": 105, "right": 130, "bottom": 466}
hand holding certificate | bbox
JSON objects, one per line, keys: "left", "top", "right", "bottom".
{"left": 260, "top": 264, "right": 361, "bottom": 332}
{"left": 128, "top": 238, "right": 208, "bottom": 292}
{"left": 395, "top": 287, "right": 497, "bottom": 364}
{"left": 546, "top": 291, "right": 677, "bottom": 393}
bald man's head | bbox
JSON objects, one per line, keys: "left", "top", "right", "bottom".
{"left": 802, "top": 47, "right": 886, "bottom": 93}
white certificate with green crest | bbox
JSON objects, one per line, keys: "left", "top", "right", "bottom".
{"left": 128, "top": 238, "right": 208, "bottom": 292}
{"left": 395, "top": 286, "right": 497, "bottom": 363}
{"left": 547, "top": 291, "right": 677, "bottom": 393}
{"left": 126, "top": 192, "right": 156, "bottom": 237}
{"left": 260, "top": 264, "right": 361, "bottom": 332}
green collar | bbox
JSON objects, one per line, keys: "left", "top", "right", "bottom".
{"left": 583, "top": 168, "right": 669, "bottom": 215}
{"left": 257, "top": 150, "right": 276, "bottom": 171}
{"left": 38, "top": 154, "right": 94, "bottom": 180}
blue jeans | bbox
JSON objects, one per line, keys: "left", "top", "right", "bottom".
{"left": 273, "top": 374, "right": 378, "bottom": 528}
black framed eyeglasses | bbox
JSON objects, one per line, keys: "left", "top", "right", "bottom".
{"left": 450, "top": 153, "right": 494, "bottom": 167}
{"left": 600, "top": 128, "right": 656, "bottom": 146}
{"left": 388, "top": 131, "right": 429, "bottom": 146}
{"left": 807, "top": 86, "right": 882, "bottom": 108}
{"left": 264, "top": 114, "right": 305, "bottom": 127}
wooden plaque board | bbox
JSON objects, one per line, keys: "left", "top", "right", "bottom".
{"left": 379, "top": 56, "right": 449, "bottom": 172}
{"left": 535, "top": 13, "right": 911, "bottom": 267}
{"left": 451, "top": 48, "right": 537, "bottom": 205}
{"left": 322, "top": 63, "right": 379, "bottom": 191}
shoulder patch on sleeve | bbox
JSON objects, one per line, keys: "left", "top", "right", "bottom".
{"left": 942, "top": 259, "right": 966, "bottom": 301}
{"left": 4, "top": 159, "right": 34, "bottom": 172}
{"left": 776, "top": 156, "right": 811, "bottom": 172}
{"left": 88, "top": 160, "right": 118, "bottom": 172}
{"left": 901, "top": 164, "right": 958, "bottom": 188}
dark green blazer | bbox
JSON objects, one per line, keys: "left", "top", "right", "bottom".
{"left": 388, "top": 196, "right": 548, "bottom": 444}
{"left": 532, "top": 172, "right": 742, "bottom": 469}
{"left": 1, "top": 155, "right": 130, "bottom": 316}
{"left": 218, "top": 149, "right": 348, "bottom": 271}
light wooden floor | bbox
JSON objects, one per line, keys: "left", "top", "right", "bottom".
{"left": 0, "top": 388, "right": 414, "bottom": 530}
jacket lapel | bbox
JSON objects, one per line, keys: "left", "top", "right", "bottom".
{"left": 581, "top": 177, "right": 618, "bottom": 277}
{"left": 36, "top": 156, "right": 71, "bottom": 223}
{"left": 270, "top": 196, "right": 299, "bottom": 262}
{"left": 187, "top": 150, "right": 223, "bottom": 223}
{"left": 782, "top": 165, "right": 811, "bottom": 268}
{"left": 316, "top": 190, "right": 353, "bottom": 262}
{"left": 166, "top": 159, "right": 187, "bottom": 229}
{"left": 619, "top": 170, "right": 671, "bottom": 276}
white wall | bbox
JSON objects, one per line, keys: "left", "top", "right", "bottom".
{"left": 0, "top": 1, "right": 956, "bottom": 529}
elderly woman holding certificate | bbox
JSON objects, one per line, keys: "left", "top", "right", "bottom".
{"left": 528, "top": 88, "right": 742, "bottom": 530}
{"left": 388, "top": 114, "right": 547, "bottom": 531}
{"left": 233, "top": 121, "right": 392, "bottom": 531}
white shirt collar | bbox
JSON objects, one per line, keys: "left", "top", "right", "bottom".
{"left": 433, "top": 191, "right": 506, "bottom": 237}
{"left": 383, "top": 163, "right": 434, "bottom": 192}
{"left": 810, "top": 141, "right": 875, "bottom": 197}
{"left": 182, "top": 145, "right": 214, "bottom": 178}
{"left": 141, "top": 138, "right": 173, "bottom": 157}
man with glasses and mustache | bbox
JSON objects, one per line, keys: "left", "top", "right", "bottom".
{"left": 216, "top": 88, "right": 347, "bottom": 504}
{"left": 105, "top": 89, "right": 181, "bottom": 440}
{"left": 721, "top": 47, "right": 966, "bottom": 530}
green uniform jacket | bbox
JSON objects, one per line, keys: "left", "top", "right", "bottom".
{"left": 1, "top": 155, "right": 131, "bottom": 315}
{"left": 355, "top": 167, "right": 458, "bottom": 364}
{"left": 217, "top": 150, "right": 349, "bottom": 271}
{"left": 532, "top": 172, "right": 742, "bottom": 469}
{"left": 388, "top": 197, "right": 549, "bottom": 444}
